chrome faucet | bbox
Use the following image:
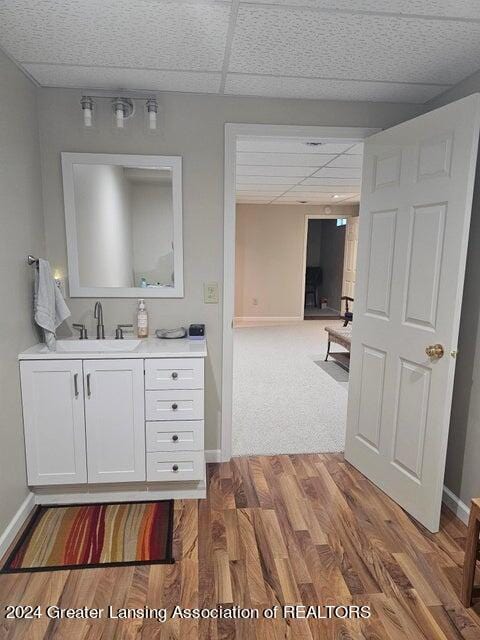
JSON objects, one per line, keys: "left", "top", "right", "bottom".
{"left": 94, "top": 302, "right": 105, "bottom": 339}
{"left": 73, "top": 323, "right": 88, "bottom": 339}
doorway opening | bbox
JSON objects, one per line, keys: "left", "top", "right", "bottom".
{"left": 303, "top": 214, "right": 358, "bottom": 321}
{"left": 226, "top": 126, "right": 369, "bottom": 458}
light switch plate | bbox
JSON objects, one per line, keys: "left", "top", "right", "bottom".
{"left": 204, "top": 282, "right": 219, "bottom": 304}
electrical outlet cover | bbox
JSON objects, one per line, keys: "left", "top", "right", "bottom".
{"left": 204, "top": 282, "right": 219, "bottom": 304}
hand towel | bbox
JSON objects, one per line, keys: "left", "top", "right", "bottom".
{"left": 34, "top": 258, "right": 71, "bottom": 350}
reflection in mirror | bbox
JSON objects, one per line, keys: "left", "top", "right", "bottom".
{"left": 62, "top": 153, "right": 183, "bottom": 298}
{"left": 73, "top": 164, "right": 174, "bottom": 289}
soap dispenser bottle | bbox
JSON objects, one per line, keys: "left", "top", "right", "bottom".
{"left": 137, "top": 299, "right": 149, "bottom": 338}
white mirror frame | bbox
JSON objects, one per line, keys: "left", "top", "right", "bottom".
{"left": 61, "top": 152, "right": 184, "bottom": 298}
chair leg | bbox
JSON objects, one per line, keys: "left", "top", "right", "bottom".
{"left": 461, "top": 504, "right": 480, "bottom": 607}
{"left": 325, "top": 341, "right": 331, "bottom": 362}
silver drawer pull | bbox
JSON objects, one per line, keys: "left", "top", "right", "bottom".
{"left": 172, "top": 434, "right": 179, "bottom": 442}
{"left": 172, "top": 464, "right": 179, "bottom": 472}
{"left": 171, "top": 372, "right": 178, "bottom": 380}
{"left": 172, "top": 403, "right": 178, "bottom": 411}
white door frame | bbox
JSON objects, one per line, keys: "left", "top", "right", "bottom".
{"left": 301, "top": 212, "right": 356, "bottom": 317}
{"left": 222, "top": 123, "right": 378, "bottom": 461}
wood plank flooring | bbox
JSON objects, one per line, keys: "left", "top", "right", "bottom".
{"left": 1, "top": 453, "right": 479, "bottom": 639}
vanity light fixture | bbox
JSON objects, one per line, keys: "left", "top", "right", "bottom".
{"left": 112, "top": 97, "right": 134, "bottom": 129}
{"left": 80, "top": 93, "right": 159, "bottom": 131}
{"left": 80, "top": 95, "right": 94, "bottom": 127}
{"left": 146, "top": 97, "right": 158, "bottom": 131}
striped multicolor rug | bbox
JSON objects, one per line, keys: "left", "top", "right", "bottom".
{"left": 2, "top": 501, "right": 173, "bottom": 572}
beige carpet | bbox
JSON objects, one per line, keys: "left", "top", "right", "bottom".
{"left": 232, "top": 320, "right": 348, "bottom": 456}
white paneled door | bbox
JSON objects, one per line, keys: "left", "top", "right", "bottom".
{"left": 345, "top": 94, "right": 480, "bottom": 533}
{"left": 84, "top": 359, "right": 145, "bottom": 483}
{"left": 342, "top": 216, "right": 359, "bottom": 312}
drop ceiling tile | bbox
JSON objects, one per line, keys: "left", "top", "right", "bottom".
{"left": 327, "top": 155, "right": 363, "bottom": 168}
{"left": 336, "top": 195, "right": 361, "bottom": 203}
{"left": 278, "top": 191, "right": 355, "bottom": 204}
{"left": 330, "top": 193, "right": 359, "bottom": 199}
{"left": 0, "top": 0, "right": 230, "bottom": 71}
{"left": 229, "top": 6, "right": 480, "bottom": 84}
{"left": 275, "top": 195, "right": 345, "bottom": 203}
{"left": 236, "top": 185, "right": 290, "bottom": 192}
{"left": 236, "top": 189, "right": 286, "bottom": 195}
{"left": 225, "top": 74, "right": 448, "bottom": 103}
{"left": 237, "top": 175, "right": 304, "bottom": 184}
{"left": 345, "top": 144, "right": 364, "bottom": 154}
{"left": 301, "top": 178, "right": 361, "bottom": 186}
{"left": 23, "top": 64, "right": 222, "bottom": 92}
{"left": 236, "top": 165, "right": 315, "bottom": 177}
{"left": 237, "top": 152, "right": 338, "bottom": 165}
{"left": 249, "top": 1, "right": 480, "bottom": 20}
{"left": 237, "top": 139, "right": 352, "bottom": 154}
{"left": 290, "top": 184, "right": 359, "bottom": 192}
{"left": 312, "top": 167, "right": 362, "bottom": 179}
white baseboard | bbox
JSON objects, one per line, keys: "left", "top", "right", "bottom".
{"left": 205, "top": 449, "right": 222, "bottom": 463}
{"left": 35, "top": 485, "right": 207, "bottom": 504}
{"left": 234, "top": 316, "right": 303, "bottom": 323}
{"left": 0, "top": 492, "right": 35, "bottom": 558}
{"left": 442, "top": 486, "right": 470, "bottom": 525}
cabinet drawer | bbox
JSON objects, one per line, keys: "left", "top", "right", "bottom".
{"left": 145, "top": 358, "right": 204, "bottom": 390}
{"left": 146, "top": 420, "right": 204, "bottom": 452}
{"left": 146, "top": 390, "right": 204, "bottom": 421}
{"left": 147, "top": 451, "right": 205, "bottom": 482}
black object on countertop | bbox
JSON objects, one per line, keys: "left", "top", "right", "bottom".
{"left": 188, "top": 324, "right": 205, "bottom": 337}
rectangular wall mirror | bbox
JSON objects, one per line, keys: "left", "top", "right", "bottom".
{"left": 61, "top": 152, "right": 184, "bottom": 297}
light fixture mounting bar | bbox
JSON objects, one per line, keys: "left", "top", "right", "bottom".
{"left": 80, "top": 89, "right": 158, "bottom": 100}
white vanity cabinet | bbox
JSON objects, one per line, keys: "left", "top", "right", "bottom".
{"left": 19, "top": 339, "right": 207, "bottom": 503}
{"left": 83, "top": 359, "right": 145, "bottom": 483}
{"left": 20, "top": 360, "right": 87, "bottom": 485}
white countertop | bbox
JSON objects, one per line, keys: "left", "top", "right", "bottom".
{"left": 18, "top": 337, "right": 207, "bottom": 360}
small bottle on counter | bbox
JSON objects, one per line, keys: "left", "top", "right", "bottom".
{"left": 137, "top": 299, "right": 149, "bottom": 338}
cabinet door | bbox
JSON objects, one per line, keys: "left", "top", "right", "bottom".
{"left": 20, "top": 360, "right": 87, "bottom": 485}
{"left": 84, "top": 359, "right": 145, "bottom": 483}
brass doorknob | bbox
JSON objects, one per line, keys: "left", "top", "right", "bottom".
{"left": 425, "top": 344, "right": 444, "bottom": 359}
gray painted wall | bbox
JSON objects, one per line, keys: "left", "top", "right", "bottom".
{"left": 36, "top": 88, "right": 420, "bottom": 450}
{"left": 426, "top": 83, "right": 480, "bottom": 510}
{"left": 0, "top": 51, "right": 45, "bottom": 534}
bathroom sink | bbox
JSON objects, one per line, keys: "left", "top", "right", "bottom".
{"left": 56, "top": 339, "right": 142, "bottom": 353}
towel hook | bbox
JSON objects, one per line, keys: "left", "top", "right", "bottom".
{"left": 27, "top": 255, "right": 39, "bottom": 266}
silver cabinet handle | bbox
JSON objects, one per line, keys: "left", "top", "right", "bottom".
{"left": 171, "top": 372, "right": 178, "bottom": 380}
{"left": 73, "top": 373, "right": 79, "bottom": 397}
{"left": 86, "top": 373, "right": 91, "bottom": 397}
